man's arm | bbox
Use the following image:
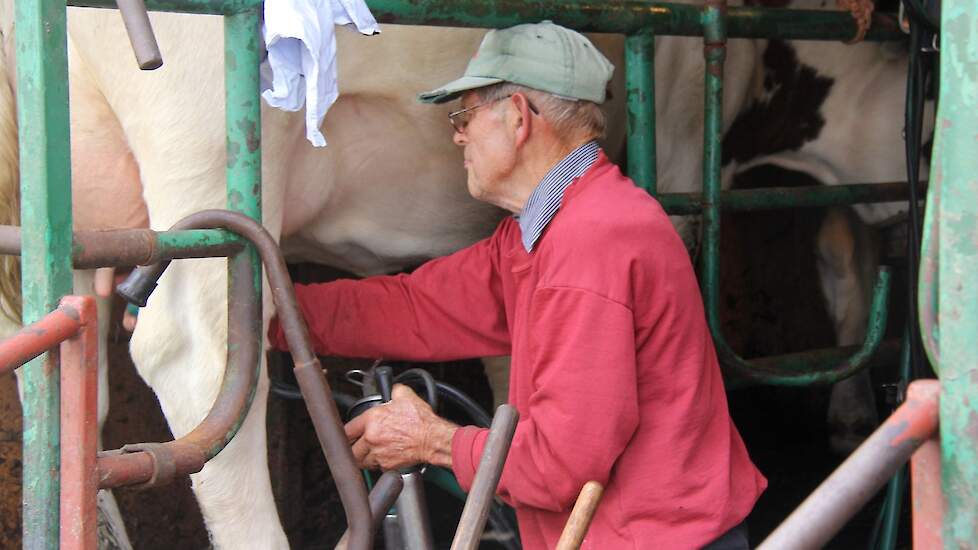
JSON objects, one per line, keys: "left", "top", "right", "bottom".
{"left": 270, "top": 233, "right": 511, "bottom": 361}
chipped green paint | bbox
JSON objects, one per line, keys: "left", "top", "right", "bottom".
{"left": 626, "top": 30, "right": 657, "bottom": 195}
{"left": 69, "top": 0, "right": 261, "bottom": 16}
{"left": 155, "top": 229, "right": 243, "bottom": 256}
{"left": 223, "top": 9, "right": 264, "bottom": 446}
{"left": 933, "top": 0, "right": 978, "bottom": 543}
{"left": 364, "top": 0, "right": 903, "bottom": 41}
{"left": 16, "top": 1, "right": 72, "bottom": 547}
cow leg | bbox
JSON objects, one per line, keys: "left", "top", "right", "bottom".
{"left": 815, "top": 207, "right": 880, "bottom": 455}
{"left": 128, "top": 258, "right": 287, "bottom": 549}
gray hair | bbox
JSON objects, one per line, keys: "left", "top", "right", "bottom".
{"left": 477, "top": 83, "right": 607, "bottom": 142}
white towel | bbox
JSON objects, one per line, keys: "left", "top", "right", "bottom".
{"left": 262, "top": 0, "right": 380, "bottom": 147}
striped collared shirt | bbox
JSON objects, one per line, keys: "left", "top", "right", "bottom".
{"left": 517, "top": 140, "right": 601, "bottom": 252}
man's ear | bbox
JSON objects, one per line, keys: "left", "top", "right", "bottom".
{"left": 510, "top": 93, "right": 534, "bottom": 148}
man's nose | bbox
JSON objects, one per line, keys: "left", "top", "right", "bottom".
{"left": 452, "top": 129, "right": 467, "bottom": 146}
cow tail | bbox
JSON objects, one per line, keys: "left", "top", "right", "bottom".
{"left": 0, "top": 27, "right": 21, "bottom": 325}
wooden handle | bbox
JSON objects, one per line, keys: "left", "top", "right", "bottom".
{"left": 555, "top": 481, "right": 604, "bottom": 550}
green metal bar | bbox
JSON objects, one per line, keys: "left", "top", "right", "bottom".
{"left": 70, "top": 0, "right": 261, "bottom": 15}
{"left": 155, "top": 229, "right": 243, "bottom": 255}
{"left": 15, "top": 1, "right": 73, "bottom": 547}
{"left": 225, "top": 10, "right": 262, "bottom": 222}
{"left": 626, "top": 30, "right": 657, "bottom": 195}
{"left": 934, "top": 0, "right": 978, "bottom": 543}
{"left": 221, "top": 8, "right": 263, "bottom": 446}
{"left": 659, "top": 181, "right": 924, "bottom": 215}
{"left": 71, "top": 1, "right": 905, "bottom": 41}
{"left": 365, "top": 1, "right": 904, "bottom": 41}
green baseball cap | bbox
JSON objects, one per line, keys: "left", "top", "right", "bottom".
{"left": 418, "top": 21, "right": 614, "bottom": 104}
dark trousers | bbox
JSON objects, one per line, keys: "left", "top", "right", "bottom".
{"left": 701, "top": 521, "right": 750, "bottom": 550}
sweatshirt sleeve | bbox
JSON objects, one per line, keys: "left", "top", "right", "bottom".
{"left": 269, "top": 234, "right": 511, "bottom": 361}
{"left": 451, "top": 287, "right": 639, "bottom": 511}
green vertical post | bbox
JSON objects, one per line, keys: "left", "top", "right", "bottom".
{"left": 625, "top": 29, "right": 657, "bottom": 195}
{"left": 933, "top": 0, "right": 978, "bottom": 544}
{"left": 14, "top": 1, "right": 73, "bottom": 547}
{"left": 224, "top": 9, "right": 262, "bottom": 222}
{"left": 699, "top": 1, "right": 726, "bottom": 347}
{"left": 223, "top": 8, "right": 264, "bottom": 433}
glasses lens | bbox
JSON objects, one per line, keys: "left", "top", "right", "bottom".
{"left": 449, "top": 110, "right": 469, "bottom": 132}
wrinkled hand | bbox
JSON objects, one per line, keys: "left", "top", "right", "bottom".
{"left": 345, "top": 384, "right": 458, "bottom": 471}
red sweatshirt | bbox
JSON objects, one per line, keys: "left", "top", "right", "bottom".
{"left": 271, "top": 153, "right": 766, "bottom": 549}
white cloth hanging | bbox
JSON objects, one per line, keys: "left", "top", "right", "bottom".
{"left": 262, "top": 0, "right": 380, "bottom": 147}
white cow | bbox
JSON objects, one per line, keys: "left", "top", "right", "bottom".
{"left": 0, "top": 2, "right": 921, "bottom": 547}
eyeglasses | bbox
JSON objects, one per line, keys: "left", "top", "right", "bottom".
{"left": 448, "top": 94, "right": 539, "bottom": 133}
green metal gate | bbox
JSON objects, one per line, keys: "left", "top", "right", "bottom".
{"left": 10, "top": 0, "right": 976, "bottom": 546}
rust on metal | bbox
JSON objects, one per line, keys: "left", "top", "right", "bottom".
{"left": 97, "top": 250, "right": 257, "bottom": 489}
{"left": 890, "top": 379, "right": 941, "bottom": 448}
{"left": 59, "top": 295, "right": 99, "bottom": 550}
{"left": 0, "top": 302, "right": 82, "bottom": 376}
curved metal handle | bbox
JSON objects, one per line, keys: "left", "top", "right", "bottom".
{"left": 711, "top": 268, "right": 892, "bottom": 386}
{"left": 117, "top": 0, "right": 163, "bottom": 70}
{"left": 116, "top": 210, "right": 374, "bottom": 550}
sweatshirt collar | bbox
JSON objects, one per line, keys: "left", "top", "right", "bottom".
{"left": 516, "top": 140, "right": 600, "bottom": 252}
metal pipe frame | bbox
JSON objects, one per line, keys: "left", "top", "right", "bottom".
{"left": 96, "top": 247, "right": 260, "bottom": 489}
{"left": 758, "top": 380, "right": 940, "bottom": 549}
{"left": 118, "top": 209, "right": 375, "bottom": 550}
{"left": 58, "top": 296, "right": 99, "bottom": 550}
{"left": 659, "top": 181, "right": 925, "bottom": 215}
{"left": 0, "top": 301, "right": 83, "bottom": 377}
{"left": 70, "top": 0, "right": 904, "bottom": 42}
{"left": 929, "top": 0, "right": 978, "bottom": 542}
{"left": 0, "top": 296, "right": 99, "bottom": 550}
{"left": 0, "top": 225, "right": 243, "bottom": 269}
{"left": 626, "top": 29, "right": 657, "bottom": 195}
{"left": 15, "top": 1, "right": 74, "bottom": 545}
{"left": 696, "top": 0, "right": 893, "bottom": 386}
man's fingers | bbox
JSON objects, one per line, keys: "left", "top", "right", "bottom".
{"left": 345, "top": 413, "right": 368, "bottom": 443}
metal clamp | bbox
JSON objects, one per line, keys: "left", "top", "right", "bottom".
{"left": 118, "top": 442, "right": 177, "bottom": 490}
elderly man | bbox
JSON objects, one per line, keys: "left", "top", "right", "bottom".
{"left": 270, "top": 21, "right": 765, "bottom": 549}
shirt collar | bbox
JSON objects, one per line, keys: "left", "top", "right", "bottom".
{"left": 517, "top": 140, "right": 600, "bottom": 252}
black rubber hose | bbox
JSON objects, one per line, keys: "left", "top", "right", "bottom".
{"left": 434, "top": 381, "right": 493, "bottom": 429}
{"left": 903, "top": 19, "right": 933, "bottom": 381}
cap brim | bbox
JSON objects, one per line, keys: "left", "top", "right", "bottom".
{"left": 418, "top": 75, "right": 504, "bottom": 104}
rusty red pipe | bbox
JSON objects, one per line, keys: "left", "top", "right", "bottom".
{"left": 59, "top": 296, "right": 100, "bottom": 550}
{"left": 0, "top": 300, "right": 83, "bottom": 376}
{"left": 758, "top": 380, "right": 940, "bottom": 549}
